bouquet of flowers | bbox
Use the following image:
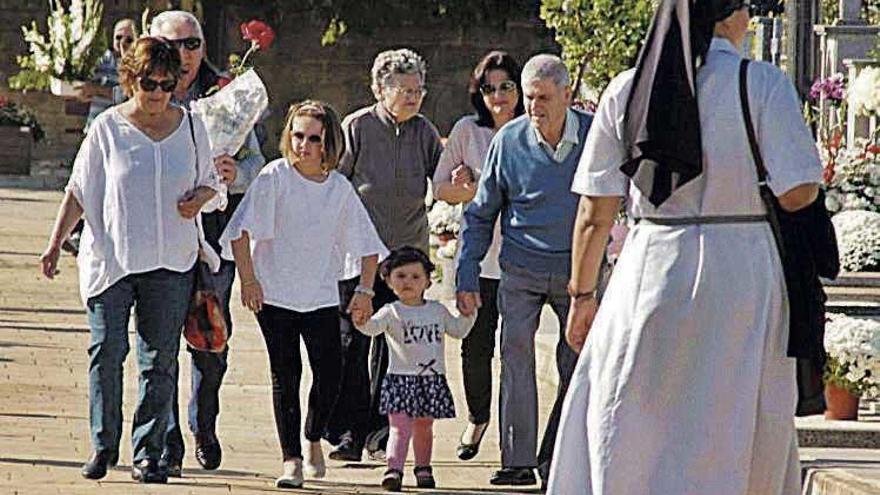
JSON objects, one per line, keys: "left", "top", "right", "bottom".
{"left": 0, "top": 96, "right": 45, "bottom": 142}
{"left": 824, "top": 140, "right": 880, "bottom": 214}
{"left": 831, "top": 209, "right": 880, "bottom": 272}
{"left": 9, "top": 0, "right": 106, "bottom": 95}
{"left": 849, "top": 66, "right": 880, "bottom": 117}
{"left": 190, "top": 69, "right": 268, "bottom": 158}
{"left": 824, "top": 313, "right": 880, "bottom": 396}
{"left": 428, "top": 201, "right": 462, "bottom": 239}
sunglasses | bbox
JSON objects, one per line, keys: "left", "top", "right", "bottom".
{"left": 114, "top": 35, "right": 134, "bottom": 43}
{"left": 139, "top": 77, "right": 177, "bottom": 93}
{"left": 292, "top": 131, "right": 323, "bottom": 144}
{"left": 479, "top": 80, "right": 517, "bottom": 96}
{"left": 166, "top": 37, "right": 202, "bottom": 51}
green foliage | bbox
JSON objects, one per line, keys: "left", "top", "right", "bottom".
{"left": 0, "top": 97, "right": 46, "bottom": 142}
{"left": 8, "top": 55, "right": 51, "bottom": 92}
{"left": 540, "top": 0, "right": 653, "bottom": 93}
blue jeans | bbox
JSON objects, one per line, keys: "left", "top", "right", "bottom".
{"left": 165, "top": 261, "right": 235, "bottom": 461}
{"left": 86, "top": 267, "right": 194, "bottom": 463}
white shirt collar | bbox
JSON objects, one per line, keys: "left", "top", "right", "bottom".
{"left": 535, "top": 108, "right": 579, "bottom": 151}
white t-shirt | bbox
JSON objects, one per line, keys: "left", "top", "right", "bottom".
{"left": 357, "top": 300, "right": 475, "bottom": 375}
{"left": 219, "top": 159, "right": 389, "bottom": 312}
{"left": 66, "top": 107, "right": 221, "bottom": 304}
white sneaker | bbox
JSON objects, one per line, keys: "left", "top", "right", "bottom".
{"left": 275, "top": 459, "right": 303, "bottom": 489}
{"left": 303, "top": 441, "right": 326, "bottom": 478}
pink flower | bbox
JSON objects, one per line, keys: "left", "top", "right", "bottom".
{"left": 216, "top": 76, "right": 232, "bottom": 89}
{"left": 240, "top": 20, "right": 275, "bottom": 51}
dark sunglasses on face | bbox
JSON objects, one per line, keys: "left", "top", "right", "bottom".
{"left": 166, "top": 37, "right": 202, "bottom": 51}
{"left": 114, "top": 35, "right": 134, "bottom": 43}
{"left": 139, "top": 77, "right": 177, "bottom": 93}
{"left": 292, "top": 131, "right": 323, "bottom": 144}
{"left": 479, "top": 80, "right": 517, "bottom": 96}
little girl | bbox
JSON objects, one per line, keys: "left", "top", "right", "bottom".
{"left": 354, "top": 246, "right": 476, "bottom": 491}
{"left": 220, "top": 100, "right": 387, "bottom": 489}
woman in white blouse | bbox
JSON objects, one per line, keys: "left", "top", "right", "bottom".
{"left": 220, "top": 100, "right": 387, "bottom": 489}
{"left": 431, "top": 51, "right": 523, "bottom": 460}
{"left": 39, "top": 37, "right": 219, "bottom": 484}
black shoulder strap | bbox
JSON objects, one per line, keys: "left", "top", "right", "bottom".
{"left": 187, "top": 109, "right": 198, "bottom": 187}
{"left": 738, "top": 59, "right": 768, "bottom": 183}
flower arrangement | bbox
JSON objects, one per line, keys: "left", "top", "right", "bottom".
{"left": 811, "top": 73, "right": 846, "bottom": 103}
{"left": 9, "top": 0, "right": 106, "bottom": 93}
{"left": 427, "top": 201, "right": 462, "bottom": 238}
{"left": 0, "top": 96, "right": 45, "bottom": 142}
{"left": 824, "top": 140, "right": 880, "bottom": 214}
{"left": 824, "top": 313, "right": 880, "bottom": 396}
{"left": 831, "top": 210, "right": 880, "bottom": 272}
{"left": 849, "top": 66, "right": 880, "bottom": 117}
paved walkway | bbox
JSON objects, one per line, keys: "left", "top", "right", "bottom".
{"left": 0, "top": 188, "right": 555, "bottom": 494}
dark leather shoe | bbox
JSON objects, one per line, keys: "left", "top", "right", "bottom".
{"left": 414, "top": 465, "right": 436, "bottom": 488}
{"left": 490, "top": 467, "right": 536, "bottom": 486}
{"left": 328, "top": 437, "right": 362, "bottom": 462}
{"left": 131, "top": 459, "right": 168, "bottom": 484}
{"left": 158, "top": 455, "right": 182, "bottom": 478}
{"left": 195, "top": 441, "right": 222, "bottom": 470}
{"left": 456, "top": 421, "right": 489, "bottom": 461}
{"left": 81, "top": 450, "right": 118, "bottom": 480}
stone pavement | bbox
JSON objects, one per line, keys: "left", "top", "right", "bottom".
{"left": 2, "top": 187, "right": 880, "bottom": 495}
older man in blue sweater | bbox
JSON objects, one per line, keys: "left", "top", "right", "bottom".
{"left": 456, "top": 54, "right": 593, "bottom": 489}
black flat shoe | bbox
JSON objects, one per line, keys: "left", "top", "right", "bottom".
{"left": 81, "top": 449, "right": 118, "bottom": 480}
{"left": 131, "top": 458, "right": 168, "bottom": 484}
{"left": 490, "top": 467, "right": 536, "bottom": 486}
{"left": 195, "top": 440, "right": 222, "bottom": 470}
{"left": 328, "top": 437, "right": 362, "bottom": 462}
{"left": 414, "top": 465, "right": 436, "bottom": 489}
{"left": 158, "top": 455, "right": 182, "bottom": 478}
{"left": 456, "top": 421, "right": 488, "bottom": 461}
{"left": 381, "top": 468, "right": 403, "bottom": 492}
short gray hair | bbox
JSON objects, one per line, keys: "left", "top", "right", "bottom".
{"left": 150, "top": 10, "right": 204, "bottom": 40}
{"left": 521, "top": 54, "right": 570, "bottom": 88}
{"left": 370, "top": 48, "right": 426, "bottom": 94}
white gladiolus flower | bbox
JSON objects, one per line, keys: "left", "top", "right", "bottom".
{"left": 849, "top": 66, "right": 880, "bottom": 116}
{"left": 18, "top": 0, "right": 103, "bottom": 82}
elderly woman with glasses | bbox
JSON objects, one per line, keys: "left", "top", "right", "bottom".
{"left": 432, "top": 51, "right": 524, "bottom": 462}
{"left": 325, "top": 48, "right": 444, "bottom": 463}
{"left": 39, "top": 37, "right": 220, "bottom": 484}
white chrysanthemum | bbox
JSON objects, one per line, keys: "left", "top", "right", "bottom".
{"left": 826, "top": 140, "right": 880, "bottom": 214}
{"left": 849, "top": 66, "right": 880, "bottom": 116}
{"left": 825, "top": 313, "right": 880, "bottom": 393}
{"left": 427, "top": 201, "right": 462, "bottom": 236}
{"left": 831, "top": 210, "right": 880, "bottom": 272}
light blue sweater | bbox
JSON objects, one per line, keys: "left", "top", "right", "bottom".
{"left": 456, "top": 111, "right": 593, "bottom": 292}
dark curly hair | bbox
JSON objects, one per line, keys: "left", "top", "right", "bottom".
{"left": 469, "top": 50, "right": 525, "bottom": 128}
{"left": 379, "top": 246, "right": 436, "bottom": 280}
{"left": 117, "top": 36, "right": 182, "bottom": 97}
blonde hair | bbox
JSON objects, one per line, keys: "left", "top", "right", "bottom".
{"left": 278, "top": 100, "right": 345, "bottom": 171}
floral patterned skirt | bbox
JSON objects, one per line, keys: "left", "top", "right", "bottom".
{"left": 379, "top": 373, "right": 456, "bottom": 419}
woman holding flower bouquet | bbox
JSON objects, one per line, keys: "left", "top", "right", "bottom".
{"left": 432, "top": 50, "right": 524, "bottom": 461}
{"left": 220, "top": 100, "right": 387, "bottom": 488}
{"left": 39, "top": 37, "right": 220, "bottom": 484}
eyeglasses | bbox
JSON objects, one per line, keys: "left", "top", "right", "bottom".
{"left": 292, "top": 131, "right": 323, "bottom": 144}
{"left": 386, "top": 85, "right": 427, "bottom": 99}
{"left": 165, "top": 37, "right": 202, "bottom": 51}
{"left": 139, "top": 77, "right": 177, "bottom": 93}
{"left": 479, "top": 80, "right": 517, "bottom": 96}
{"left": 114, "top": 35, "right": 134, "bottom": 43}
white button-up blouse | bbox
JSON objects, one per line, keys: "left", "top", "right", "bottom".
{"left": 66, "top": 107, "right": 220, "bottom": 303}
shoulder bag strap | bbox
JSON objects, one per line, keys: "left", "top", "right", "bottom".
{"left": 187, "top": 109, "right": 198, "bottom": 188}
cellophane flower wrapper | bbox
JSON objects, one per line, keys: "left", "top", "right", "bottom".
{"left": 190, "top": 68, "right": 268, "bottom": 158}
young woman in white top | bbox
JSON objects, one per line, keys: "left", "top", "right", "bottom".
{"left": 431, "top": 50, "right": 523, "bottom": 460}
{"left": 354, "top": 247, "right": 475, "bottom": 492}
{"left": 39, "top": 37, "right": 220, "bottom": 484}
{"left": 220, "top": 100, "right": 387, "bottom": 489}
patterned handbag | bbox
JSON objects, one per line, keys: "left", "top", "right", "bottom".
{"left": 183, "top": 110, "right": 228, "bottom": 353}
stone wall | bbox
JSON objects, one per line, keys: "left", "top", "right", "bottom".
{"left": 0, "top": 0, "right": 558, "bottom": 176}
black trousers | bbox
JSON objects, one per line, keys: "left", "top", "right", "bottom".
{"left": 460, "top": 277, "right": 501, "bottom": 425}
{"left": 325, "top": 276, "right": 397, "bottom": 450}
{"left": 256, "top": 304, "right": 341, "bottom": 460}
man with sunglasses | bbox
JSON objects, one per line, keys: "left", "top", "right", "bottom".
{"left": 150, "top": 10, "right": 267, "bottom": 477}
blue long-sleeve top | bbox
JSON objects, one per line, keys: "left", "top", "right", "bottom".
{"left": 456, "top": 111, "right": 593, "bottom": 292}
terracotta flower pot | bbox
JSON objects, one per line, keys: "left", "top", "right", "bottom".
{"left": 824, "top": 382, "right": 860, "bottom": 420}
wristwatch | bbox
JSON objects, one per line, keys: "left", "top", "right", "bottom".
{"left": 567, "top": 281, "right": 597, "bottom": 301}
{"left": 354, "top": 285, "right": 375, "bottom": 298}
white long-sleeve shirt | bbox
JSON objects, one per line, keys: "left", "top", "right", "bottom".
{"left": 357, "top": 300, "right": 475, "bottom": 376}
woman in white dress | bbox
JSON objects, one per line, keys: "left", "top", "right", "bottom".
{"left": 549, "top": 1, "right": 823, "bottom": 494}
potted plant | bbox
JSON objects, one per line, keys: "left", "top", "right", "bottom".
{"left": 8, "top": 0, "right": 105, "bottom": 97}
{"left": 823, "top": 313, "right": 880, "bottom": 420}
{"left": 831, "top": 210, "right": 880, "bottom": 273}
{"left": 0, "top": 96, "right": 45, "bottom": 175}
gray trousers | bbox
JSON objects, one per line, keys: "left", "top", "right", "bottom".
{"left": 498, "top": 261, "right": 578, "bottom": 479}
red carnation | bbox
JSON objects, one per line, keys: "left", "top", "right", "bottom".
{"left": 216, "top": 76, "right": 232, "bottom": 89}
{"left": 240, "top": 20, "right": 275, "bottom": 51}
